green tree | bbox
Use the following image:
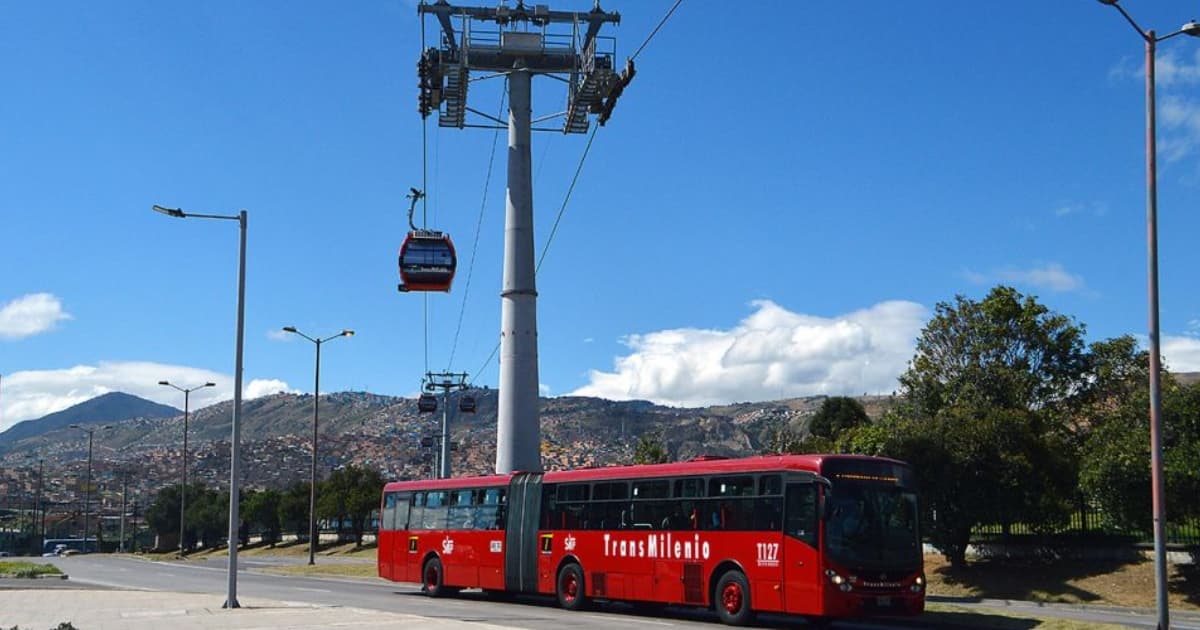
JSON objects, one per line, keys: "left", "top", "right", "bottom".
{"left": 808, "top": 397, "right": 870, "bottom": 439}
{"left": 243, "top": 488, "right": 282, "bottom": 546}
{"left": 633, "top": 432, "right": 670, "bottom": 464}
{"left": 144, "top": 485, "right": 183, "bottom": 550}
{"left": 316, "top": 465, "right": 385, "bottom": 547}
{"left": 891, "top": 286, "right": 1086, "bottom": 566}
{"left": 278, "top": 481, "right": 310, "bottom": 539}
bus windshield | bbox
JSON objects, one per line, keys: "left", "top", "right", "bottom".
{"left": 824, "top": 482, "right": 920, "bottom": 570}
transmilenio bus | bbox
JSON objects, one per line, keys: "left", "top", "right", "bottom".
{"left": 378, "top": 454, "right": 923, "bottom": 626}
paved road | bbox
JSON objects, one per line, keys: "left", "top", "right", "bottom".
{"left": 29, "top": 554, "right": 1200, "bottom": 629}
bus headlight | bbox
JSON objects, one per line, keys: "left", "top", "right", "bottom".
{"left": 824, "top": 569, "right": 852, "bottom": 591}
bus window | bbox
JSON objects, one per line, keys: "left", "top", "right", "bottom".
{"left": 410, "top": 493, "right": 426, "bottom": 530}
{"left": 449, "top": 489, "right": 476, "bottom": 530}
{"left": 632, "top": 480, "right": 669, "bottom": 499}
{"left": 424, "top": 491, "right": 449, "bottom": 529}
{"left": 674, "top": 477, "right": 704, "bottom": 498}
{"left": 759, "top": 474, "right": 783, "bottom": 496}
{"left": 383, "top": 492, "right": 412, "bottom": 531}
{"left": 383, "top": 493, "right": 399, "bottom": 531}
{"left": 709, "top": 475, "right": 754, "bottom": 497}
{"left": 785, "top": 483, "right": 818, "bottom": 547}
{"left": 593, "top": 481, "right": 628, "bottom": 501}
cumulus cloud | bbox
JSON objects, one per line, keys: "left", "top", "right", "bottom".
{"left": 0, "top": 362, "right": 294, "bottom": 432}
{"left": 267, "top": 329, "right": 293, "bottom": 342}
{"left": 1113, "top": 50, "right": 1200, "bottom": 163}
{"left": 962, "top": 263, "right": 1085, "bottom": 293}
{"left": 245, "top": 379, "right": 294, "bottom": 399}
{"left": 0, "top": 293, "right": 72, "bottom": 340}
{"left": 1163, "top": 335, "right": 1200, "bottom": 372}
{"left": 570, "top": 300, "right": 927, "bottom": 408}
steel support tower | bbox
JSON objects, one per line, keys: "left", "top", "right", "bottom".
{"left": 422, "top": 371, "right": 470, "bottom": 478}
{"left": 417, "top": 0, "right": 630, "bottom": 474}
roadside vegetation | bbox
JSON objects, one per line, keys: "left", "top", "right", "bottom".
{"left": 0, "top": 561, "right": 62, "bottom": 578}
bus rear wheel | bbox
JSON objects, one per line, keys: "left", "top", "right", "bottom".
{"left": 422, "top": 557, "right": 449, "bottom": 598}
{"left": 556, "top": 563, "right": 588, "bottom": 611}
{"left": 714, "top": 570, "right": 754, "bottom": 626}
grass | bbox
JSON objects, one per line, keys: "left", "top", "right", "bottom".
{"left": 0, "top": 561, "right": 63, "bottom": 578}
{"left": 141, "top": 539, "right": 377, "bottom": 561}
{"left": 924, "top": 553, "right": 1200, "bottom": 611}
{"left": 263, "top": 563, "right": 379, "bottom": 578}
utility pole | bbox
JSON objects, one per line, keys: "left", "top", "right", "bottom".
{"left": 423, "top": 371, "right": 470, "bottom": 478}
{"left": 417, "top": 0, "right": 629, "bottom": 475}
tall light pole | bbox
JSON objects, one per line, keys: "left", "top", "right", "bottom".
{"left": 26, "top": 455, "right": 43, "bottom": 554}
{"left": 153, "top": 204, "right": 247, "bottom": 609}
{"left": 281, "top": 326, "right": 353, "bottom": 566}
{"left": 158, "top": 380, "right": 216, "bottom": 557}
{"left": 1095, "top": 4, "right": 1200, "bottom": 629}
{"left": 68, "top": 424, "right": 107, "bottom": 552}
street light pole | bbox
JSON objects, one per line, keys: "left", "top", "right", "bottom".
{"left": 159, "top": 380, "right": 216, "bottom": 557}
{"left": 282, "top": 326, "right": 354, "bottom": 566}
{"left": 153, "top": 204, "right": 248, "bottom": 609}
{"left": 1095, "top": 4, "right": 1200, "bottom": 629}
{"left": 69, "top": 424, "right": 106, "bottom": 552}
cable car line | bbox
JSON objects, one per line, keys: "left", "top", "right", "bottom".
{"left": 631, "top": 0, "right": 684, "bottom": 62}
{"left": 443, "top": 2, "right": 687, "bottom": 389}
{"left": 447, "top": 88, "right": 507, "bottom": 371}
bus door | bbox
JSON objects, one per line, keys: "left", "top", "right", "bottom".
{"left": 783, "top": 477, "right": 822, "bottom": 615}
{"left": 384, "top": 492, "right": 411, "bottom": 581}
{"left": 504, "top": 472, "right": 544, "bottom": 593}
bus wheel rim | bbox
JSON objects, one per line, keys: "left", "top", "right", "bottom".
{"left": 563, "top": 572, "right": 578, "bottom": 602}
{"left": 721, "top": 582, "right": 743, "bottom": 614}
{"left": 425, "top": 565, "right": 437, "bottom": 590}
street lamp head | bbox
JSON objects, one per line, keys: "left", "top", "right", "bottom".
{"left": 282, "top": 326, "right": 298, "bottom": 334}
{"left": 69, "top": 424, "right": 81, "bottom": 429}
{"left": 1096, "top": 0, "right": 1119, "bottom": 4}
{"left": 1182, "top": 20, "right": 1200, "bottom": 36}
{"left": 158, "top": 380, "right": 170, "bottom": 386}
{"left": 152, "top": 205, "right": 186, "bottom": 218}
{"left": 341, "top": 330, "right": 355, "bottom": 337}
{"left": 204, "top": 382, "right": 216, "bottom": 388}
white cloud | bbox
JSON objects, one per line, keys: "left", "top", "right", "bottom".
{"left": 1113, "top": 50, "right": 1200, "bottom": 163}
{"left": 1163, "top": 335, "right": 1200, "bottom": 372}
{"left": 267, "top": 329, "right": 293, "bottom": 342}
{"left": 0, "top": 293, "right": 72, "bottom": 340}
{"left": 1054, "top": 201, "right": 1108, "bottom": 218}
{"left": 570, "top": 300, "right": 927, "bottom": 408}
{"left": 0, "top": 361, "right": 294, "bottom": 432}
{"left": 245, "top": 379, "right": 295, "bottom": 399}
{"left": 962, "top": 263, "right": 1085, "bottom": 293}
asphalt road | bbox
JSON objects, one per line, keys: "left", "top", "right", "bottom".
{"left": 22, "top": 554, "right": 1200, "bottom": 630}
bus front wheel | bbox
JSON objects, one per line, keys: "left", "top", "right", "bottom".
{"left": 714, "top": 570, "right": 754, "bottom": 626}
{"left": 556, "top": 563, "right": 588, "bottom": 611}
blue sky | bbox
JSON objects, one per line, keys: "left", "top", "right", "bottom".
{"left": 5, "top": 1, "right": 1200, "bottom": 429}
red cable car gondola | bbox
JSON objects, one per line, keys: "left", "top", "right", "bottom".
{"left": 398, "top": 229, "right": 457, "bottom": 292}
{"left": 398, "top": 187, "right": 457, "bottom": 293}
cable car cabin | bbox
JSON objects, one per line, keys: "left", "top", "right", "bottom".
{"left": 398, "top": 230, "right": 457, "bottom": 292}
{"left": 418, "top": 393, "right": 438, "bottom": 413}
{"left": 459, "top": 394, "right": 476, "bottom": 413}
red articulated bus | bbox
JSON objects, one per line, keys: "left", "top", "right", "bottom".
{"left": 378, "top": 454, "right": 924, "bottom": 626}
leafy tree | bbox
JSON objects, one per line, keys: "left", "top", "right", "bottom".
{"left": 808, "top": 397, "right": 870, "bottom": 439}
{"left": 316, "top": 465, "right": 385, "bottom": 546}
{"left": 144, "top": 485, "right": 182, "bottom": 550}
{"left": 633, "top": 432, "right": 670, "bottom": 464}
{"left": 278, "top": 481, "right": 310, "bottom": 539}
{"left": 891, "top": 286, "right": 1085, "bottom": 566}
{"left": 243, "top": 488, "right": 282, "bottom": 546}
{"left": 186, "top": 486, "right": 227, "bottom": 550}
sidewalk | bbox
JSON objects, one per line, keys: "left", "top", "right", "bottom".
{"left": 0, "top": 589, "right": 523, "bottom": 630}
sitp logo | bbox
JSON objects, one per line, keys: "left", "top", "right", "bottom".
{"left": 490, "top": 540, "right": 503, "bottom": 553}
{"left": 564, "top": 534, "right": 577, "bottom": 552}
{"left": 442, "top": 536, "right": 455, "bottom": 555}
